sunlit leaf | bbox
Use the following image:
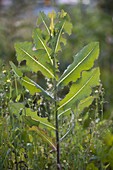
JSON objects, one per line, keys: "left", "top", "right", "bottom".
{"left": 59, "top": 10, "right": 72, "bottom": 35}
{"left": 48, "top": 10, "right": 72, "bottom": 54}
{"left": 58, "top": 108, "right": 71, "bottom": 118}
{"left": 37, "top": 11, "right": 50, "bottom": 35}
{"left": 10, "top": 62, "right": 52, "bottom": 98}
{"left": 33, "top": 28, "right": 53, "bottom": 65}
{"left": 58, "top": 68, "right": 100, "bottom": 111}
{"left": 54, "top": 21, "right": 66, "bottom": 53}
{"left": 25, "top": 108, "right": 55, "bottom": 131}
{"left": 53, "top": 10, "right": 72, "bottom": 53}
{"left": 15, "top": 42, "right": 54, "bottom": 78}
{"left": 58, "top": 96, "right": 94, "bottom": 117}
{"left": 74, "top": 96, "right": 94, "bottom": 114}
{"left": 64, "top": 20, "right": 73, "bottom": 36}
{"left": 57, "top": 42, "right": 99, "bottom": 86}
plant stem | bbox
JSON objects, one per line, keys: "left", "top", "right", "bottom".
{"left": 53, "top": 54, "right": 61, "bottom": 170}
{"left": 55, "top": 96, "right": 61, "bottom": 169}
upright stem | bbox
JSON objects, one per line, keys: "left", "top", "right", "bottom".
{"left": 55, "top": 92, "right": 61, "bottom": 169}
{"left": 53, "top": 54, "right": 61, "bottom": 170}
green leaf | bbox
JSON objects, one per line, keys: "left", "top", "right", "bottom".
{"left": 58, "top": 68, "right": 100, "bottom": 112}
{"left": 54, "top": 21, "right": 66, "bottom": 53}
{"left": 25, "top": 108, "right": 55, "bottom": 131}
{"left": 57, "top": 42, "right": 99, "bottom": 86}
{"left": 33, "top": 28, "right": 53, "bottom": 65}
{"left": 64, "top": 20, "right": 73, "bottom": 36}
{"left": 15, "top": 42, "right": 54, "bottom": 79}
{"left": 48, "top": 10, "right": 72, "bottom": 54}
{"left": 37, "top": 12, "right": 50, "bottom": 35}
{"left": 10, "top": 62, "right": 52, "bottom": 98}
{"left": 53, "top": 11, "right": 72, "bottom": 53}
{"left": 58, "top": 96, "right": 94, "bottom": 117}
{"left": 58, "top": 108, "right": 71, "bottom": 118}
{"left": 29, "top": 126, "right": 56, "bottom": 151}
{"left": 74, "top": 96, "right": 94, "bottom": 114}
{"left": 59, "top": 10, "right": 72, "bottom": 36}
{"left": 10, "top": 61, "right": 23, "bottom": 77}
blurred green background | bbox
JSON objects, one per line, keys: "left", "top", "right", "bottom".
{"left": 0, "top": 0, "right": 113, "bottom": 115}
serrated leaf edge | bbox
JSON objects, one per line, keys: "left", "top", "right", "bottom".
{"left": 57, "top": 43, "right": 98, "bottom": 86}
{"left": 35, "top": 30, "right": 53, "bottom": 65}
{"left": 58, "top": 68, "right": 99, "bottom": 110}
{"left": 55, "top": 21, "right": 65, "bottom": 53}
{"left": 19, "top": 47, "right": 54, "bottom": 78}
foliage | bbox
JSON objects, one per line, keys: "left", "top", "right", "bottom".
{"left": 0, "top": 1, "right": 113, "bottom": 114}
{"left": 0, "top": 10, "right": 113, "bottom": 170}
{"left": 10, "top": 10, "right": 100, "bottom": 169}
{"left": 59, "top": 4, "right": 113, "bottom": 115}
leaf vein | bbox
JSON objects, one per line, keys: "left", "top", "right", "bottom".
{"left": 21, "top": 48, "right": 54, "bottom": 78}
{"left": 58, "top": 73, "right": 95, "bottom": 110}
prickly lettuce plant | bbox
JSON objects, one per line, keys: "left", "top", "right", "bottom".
{"left": 10, "top": 10, "right": 100, "bottom": 169}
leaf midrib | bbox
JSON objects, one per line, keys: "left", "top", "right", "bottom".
{"left": 36, "top": 33, "right": 53, "bottom": 65}
{"left": 58, "top": 72, "right": 96, "bottom": 110}
{"left": 20, "top": 47, "right": 54, "bottom": 78}
{"left": 54, "top": 21, "right": 65, "bottom": 53}
{"left": 28, "top": 117, "right": 56, "bottom": 130}
{"left": 57, "top": 45, "right": 97, "bottom": 86}
{"left": 41, "top": 14, "right": 50, "bottom": 35}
